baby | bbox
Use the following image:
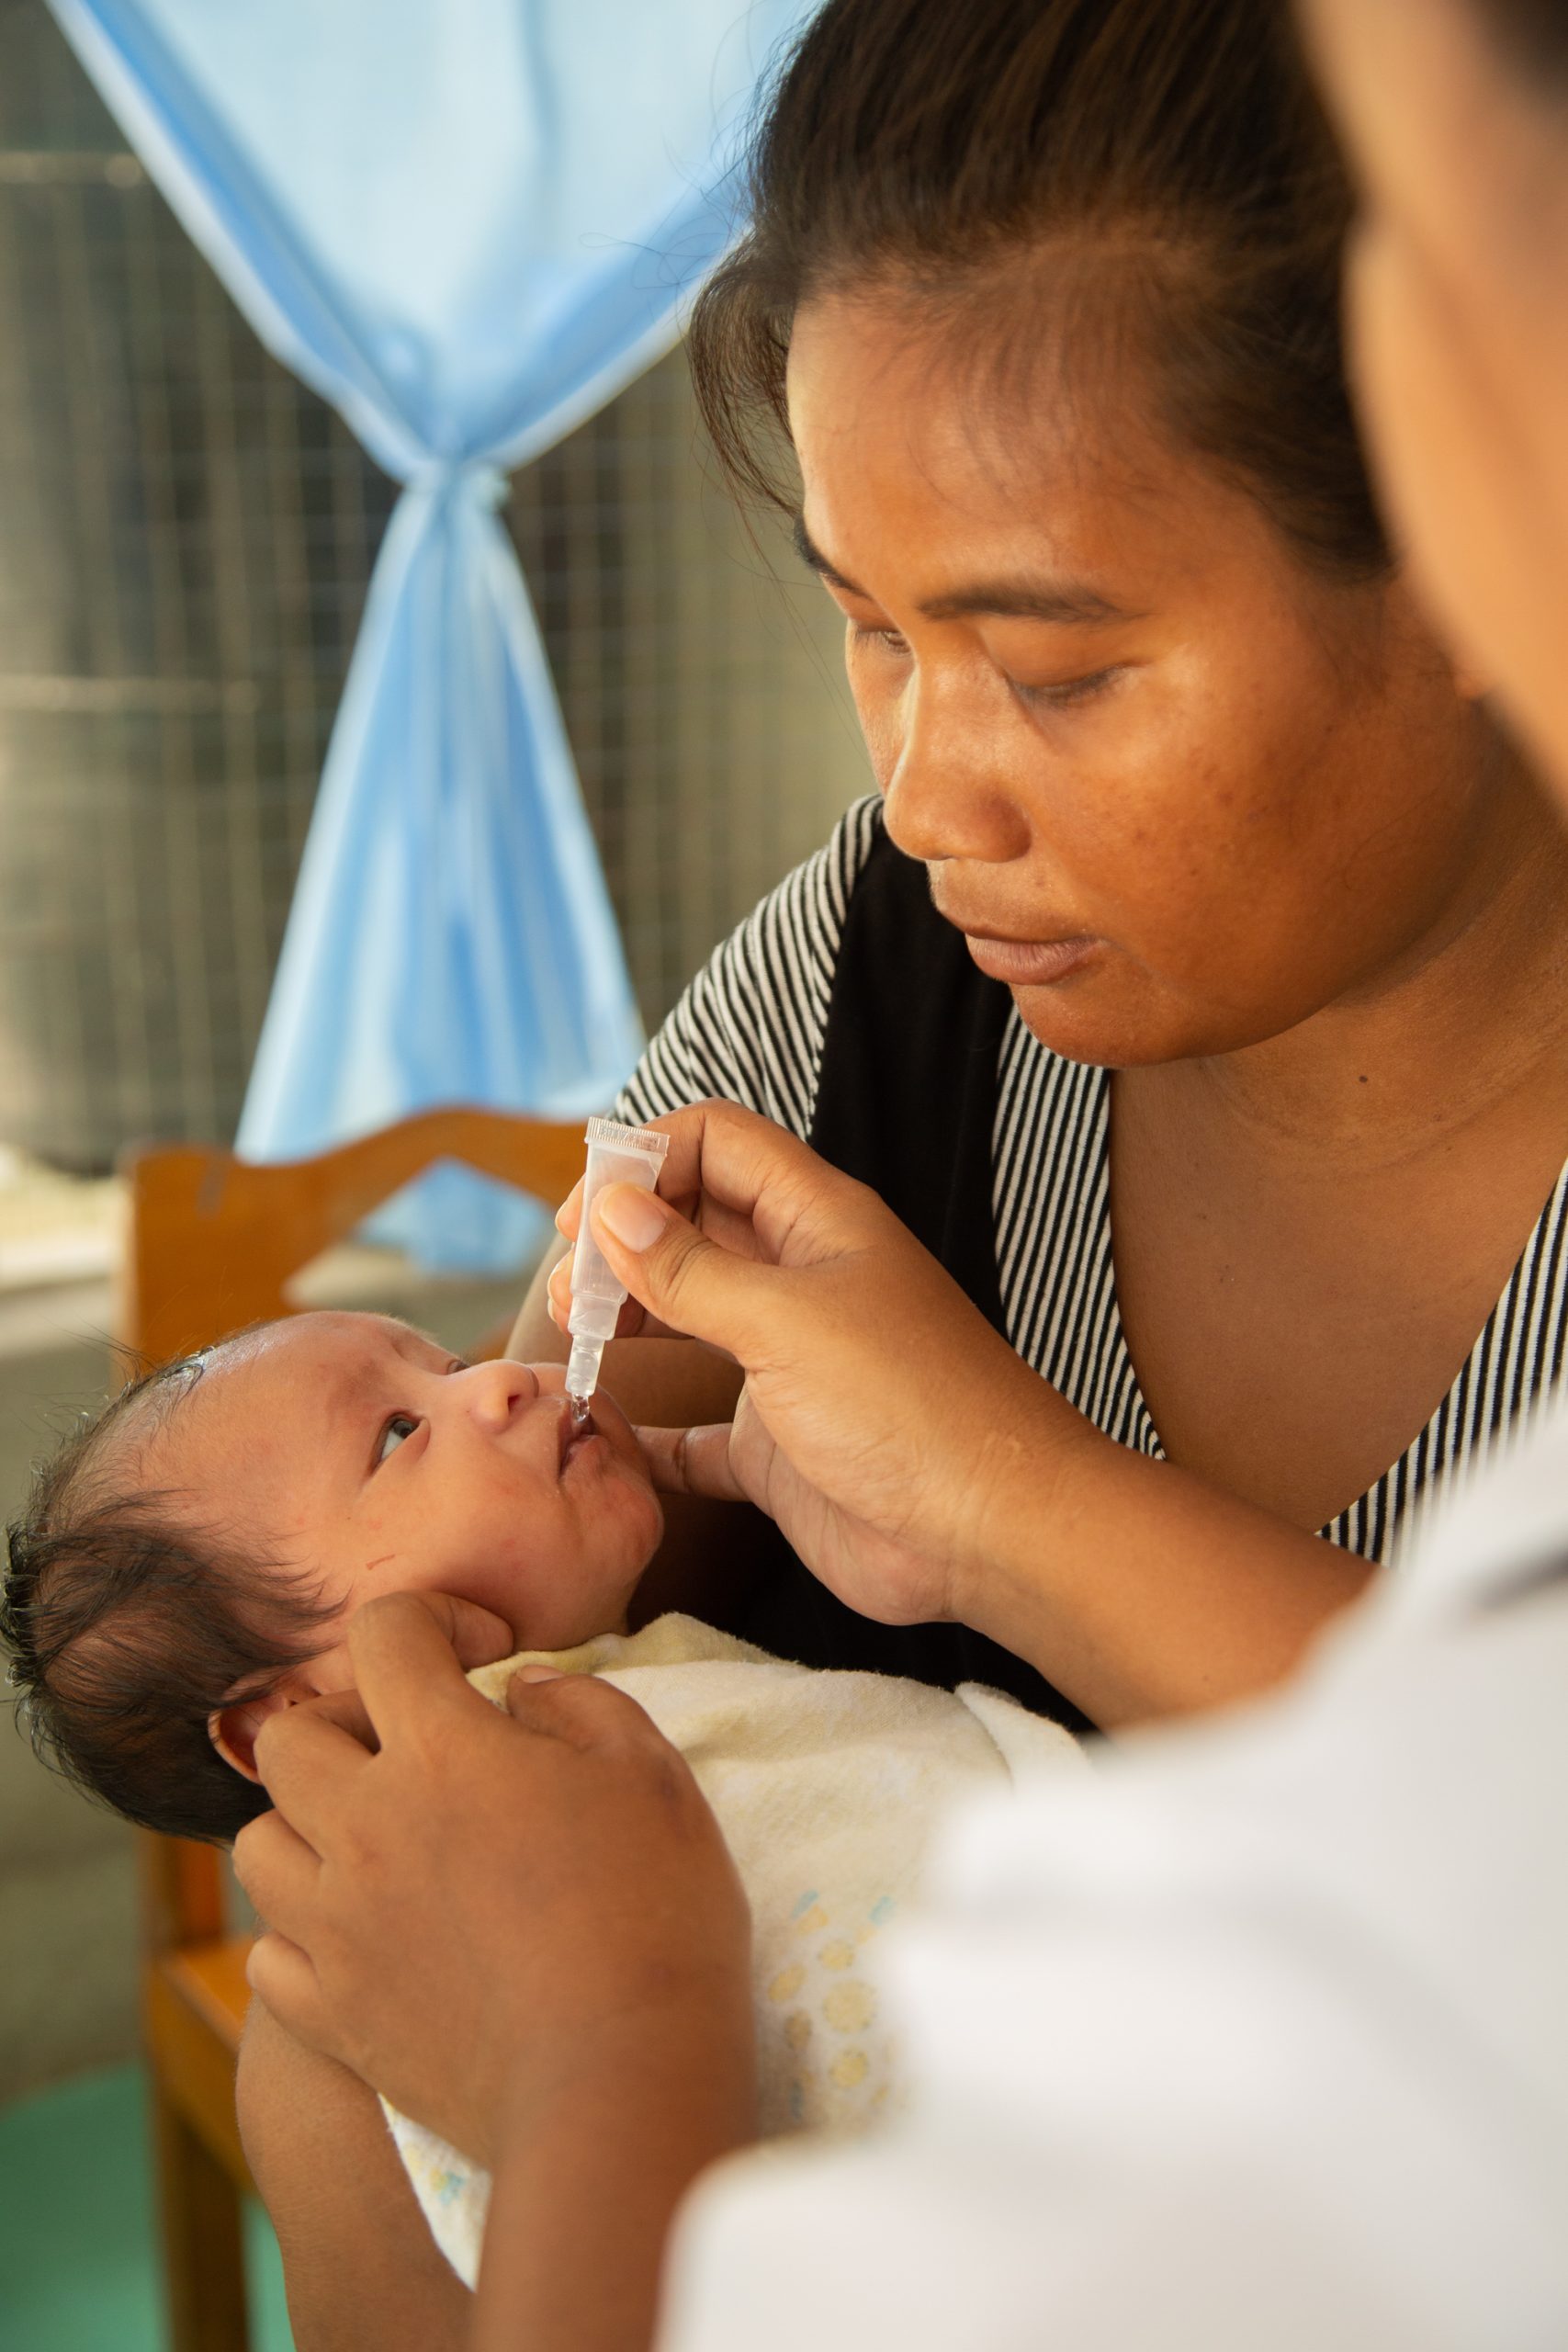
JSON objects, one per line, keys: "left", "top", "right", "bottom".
{"left": 3, "top": 1307, "right": 1084, "bottom": 2285}
{"left": 2, "top": 1310, "right": 664, "bottom": 1843}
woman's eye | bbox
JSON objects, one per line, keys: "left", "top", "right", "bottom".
{"left": 849, "top": 621, "right": 909, "bottom": 656}
{"left": 1014, "top": 666, "right": 1121, "bottom": 711}
{"left": 376, "top": 1413, "right": 420, "bottom": 1465}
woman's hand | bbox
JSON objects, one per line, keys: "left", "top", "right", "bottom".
{"left": 553, "top": 1099, "right": 1085, "bottom": 1634}
{"left": 232, "top": 1590, "right": 755, "bottom": 2167}
{"left": 555, "top": 1101, "right": 1370, "bottom": 1725}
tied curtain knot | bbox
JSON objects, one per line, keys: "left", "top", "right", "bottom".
{"left": 409, "top": 457, "right": 509, "bottom": 512}
{"left": 50, "top": 0, "right": 816, "bottom": 1269}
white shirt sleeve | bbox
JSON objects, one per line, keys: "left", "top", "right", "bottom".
{"left": 659, "top": 1521, "right": 1568, "bottom": 2351}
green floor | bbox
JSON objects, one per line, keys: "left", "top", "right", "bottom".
{"left": 0, "top": 2064, "right": 293, "bottom": 2350}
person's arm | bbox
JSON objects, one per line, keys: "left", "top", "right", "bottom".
{"left": 472, "top": 2034, "right": 751, "bottom": 2352}
{"left": 953, "top": 1412, "right": 1369, "bottom": 1724}
{"left": 556, "top": 1101, "right": 1369, "bottom": 1728}
{"left": 236, "top": 1996, "right": 468, "bottom": 2352}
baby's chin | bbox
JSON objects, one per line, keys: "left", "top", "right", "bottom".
{"left": 506, "top": 1501, "right": 660, "bottom": 1657}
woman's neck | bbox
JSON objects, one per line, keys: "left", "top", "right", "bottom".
{"left": 1146, "top": 758, "right": 1568, "bottom": 1171}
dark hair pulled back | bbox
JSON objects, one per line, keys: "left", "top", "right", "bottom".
{"left": 692, "top": 0, "right": 1390, "bottom": 577}
{"left": 1463, "top": 0, "right": 1568, "bottom": 84}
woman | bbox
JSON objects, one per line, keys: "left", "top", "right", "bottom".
{"left": 236, "top": 0, "right": 1568, "bottom": 2346}
{"left": 507, "top": 0, "right": 1568, "bottom": 1733}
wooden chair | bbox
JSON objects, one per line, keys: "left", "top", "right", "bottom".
{"left": 119, "top": 1108, "right": 586, "bottom": 2352}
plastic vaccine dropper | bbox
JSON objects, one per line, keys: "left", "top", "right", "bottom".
{"left": 565, "top": 1117, "right": 671, "bottom": 1427}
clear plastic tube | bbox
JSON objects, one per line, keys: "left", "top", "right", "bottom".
{"left": 564, "top": 1116, "right": 671, "bottom": 1419}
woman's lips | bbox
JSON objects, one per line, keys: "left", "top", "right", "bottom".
{"left": 963, "top": 933, "right": 1100, "bottom": 987}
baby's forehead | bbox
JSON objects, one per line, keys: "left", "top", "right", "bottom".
{"left": 139, "top": 1312, "right": 415, "bottom": 1461}
{"left": 212, "top": 1309, "right": 425, "bottom": 1383}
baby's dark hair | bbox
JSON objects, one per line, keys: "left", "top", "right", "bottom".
{"left": 2, "top": 1348, "right": 334, "bottom": 1843}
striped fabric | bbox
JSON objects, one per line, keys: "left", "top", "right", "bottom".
{"left": 619, "top": 797, "right": 1568, "bottom": 1563}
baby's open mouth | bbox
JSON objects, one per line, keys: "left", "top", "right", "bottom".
{"left": 557, "top": 1400, "right": 598, "bottom": 1477}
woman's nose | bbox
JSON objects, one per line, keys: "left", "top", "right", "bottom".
{"left": 455, "top": 1357, "right": 539, "bottom": 1430}
{"left": 881, "top": 670, "right": 1032, "bottom": 867}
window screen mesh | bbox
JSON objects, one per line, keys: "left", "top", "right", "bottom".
{"left": 0, "top": 0, "right": 865, "bottom": 1170}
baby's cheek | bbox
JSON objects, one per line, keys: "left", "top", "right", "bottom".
{"left": 562, "top": 1473, "right": 657, "bottom": 1588}
{"left": 601, "top": 1464, "right": 664, "bottom": 1573}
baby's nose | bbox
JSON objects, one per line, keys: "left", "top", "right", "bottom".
{"left": 459, "top": 1357, "right": 539, "bottom": 1428}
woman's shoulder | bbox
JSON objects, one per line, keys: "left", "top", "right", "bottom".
{"left": 617, "top": 797, "right": 886, "bottom": 1138}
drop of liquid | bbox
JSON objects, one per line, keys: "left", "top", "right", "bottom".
{"left": 567, "top": 1392, "right": 593, "bottom": 1433}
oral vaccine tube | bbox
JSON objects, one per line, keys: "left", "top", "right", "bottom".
{"left": 564, "top": 1117, "right": 671, "bottom": 1413}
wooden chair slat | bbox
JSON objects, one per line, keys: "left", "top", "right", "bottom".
{"left": 122, "top": 1107, "right": 585, "bottom": 1364}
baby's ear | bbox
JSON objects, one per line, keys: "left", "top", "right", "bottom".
{"left": 209, "top": 1645, "right": 356, "bottom": 1779}
{"left": 208, "top": 1687, "right": 293, "bottom": 1781}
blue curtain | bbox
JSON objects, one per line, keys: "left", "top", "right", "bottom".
{"left": 51, "top": 0, "right": 807, "bottom": 1269}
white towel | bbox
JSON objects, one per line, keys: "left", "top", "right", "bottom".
{"left": 386, "top": 1612, "right": 1086, "bottom": 2287}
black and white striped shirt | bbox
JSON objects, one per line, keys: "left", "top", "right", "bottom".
{"left": 619, "top": 797, "right": 1568, "bottom": 1561}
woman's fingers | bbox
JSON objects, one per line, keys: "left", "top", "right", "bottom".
{"left": 249, "top": 1705, "right": 371, "bottom": 1847}
{"left": 245, "top": 1928, "right": 331, "bottom": 2058}
{"left": 232, "top": 1804, "right": 323, "bottom": 1931}
{"left": 427, "top": 1592, "right": 522, "bottom": 1673}
{"left": 249, "top": 1596, "right": 504, "bottom": 1846}
{"left": 546, "top": 1250, "right": 649, "bottom": 1340}
{"left": 286, "top": 1682, "right": 379, "bottom": 1752}
{"left": 554, "top": 1178, "right": 585, "bottom": 1239}
{"left": 635, "top": 1421, "right": 750, "bottom": 1503}
{"left": 318, "top": 1591, "right": 516, "bottom": 1690}
{"left": 591, "top": 1184, "right": 780, "bottom": 1359}
{"left": 235, "top": 1614, "right": 753, "bottom": 2160}
{"left": 502, "top": 1664, "right": 669, "bottom": 1758}
{"left": 646, "top": 1100, "right": 880, "bottom": 1262}
{"left": 347, "top": 1589, "right": 512, "bottom": 1723}
{"left": 549, "top": 1104, "right": 875, "bottom": 1349}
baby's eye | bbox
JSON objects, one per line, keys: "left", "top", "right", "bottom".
{"left": 376, "top": 1413, "right": 420, "bottom": 1465}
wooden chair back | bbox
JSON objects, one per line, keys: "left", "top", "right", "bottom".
{"left": 120, "top": 1107, "right": 585, "bottom": 2352}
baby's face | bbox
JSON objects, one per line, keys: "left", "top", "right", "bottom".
{"left": 147, "top": 1312, "right": 663, "bottom": 1656}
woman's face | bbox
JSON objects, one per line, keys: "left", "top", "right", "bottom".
{"left": 786, "top": 288, "right": 1511, "bottom": 1069}
{"left": 1299, "top": 0, "right": 1568, "bottom": 805}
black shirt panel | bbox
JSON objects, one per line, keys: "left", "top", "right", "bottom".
{"left": 736, "top": 816, "right": 1098, "bottom": 1736}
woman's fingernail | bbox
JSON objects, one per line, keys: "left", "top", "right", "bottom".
{"left": 595, "top": 1184, "right": 667, "bottom": 1251}
{"left": 514, "top": 1664, "right": 562, "bottom": 1684}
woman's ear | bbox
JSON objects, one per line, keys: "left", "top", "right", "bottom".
{"left": 209, "top": 1688, "right": 292, "bottom": 1782}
